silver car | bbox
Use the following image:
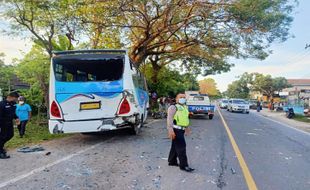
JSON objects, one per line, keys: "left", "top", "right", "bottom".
{"left": 219, "top": 99, "right": 229, "bottom": 109}
{"left": 227, "top": 99, "right": 250, "bottom": 114}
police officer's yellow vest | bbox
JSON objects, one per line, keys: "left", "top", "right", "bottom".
{"left": 174, "top": 104, "right": 190, "bottom": 127}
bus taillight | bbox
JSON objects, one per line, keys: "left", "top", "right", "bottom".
{"left": 118, "top": 98, "right": 130, "bottom": 115}
{"left": 51, "top": 101, "right": 61, "bottom": 118}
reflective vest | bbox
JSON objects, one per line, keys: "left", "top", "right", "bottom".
{"left": 174, "top": 104, "right": 190, "bottom": 127}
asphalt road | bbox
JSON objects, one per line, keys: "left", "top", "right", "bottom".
{"left": 0, "top": 108, "right": 310, "bottom": 190}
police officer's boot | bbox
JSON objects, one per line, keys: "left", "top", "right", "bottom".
{"left": 0, "top": 152, "right": 10, "bottom": 159}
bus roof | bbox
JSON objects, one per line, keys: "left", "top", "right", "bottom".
{"left": 52, "top": 49, "right": 127, "bottom": 56}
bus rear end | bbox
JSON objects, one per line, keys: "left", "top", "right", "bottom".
{"left": 49, "top": 50, "right": 139, "bottom": 134}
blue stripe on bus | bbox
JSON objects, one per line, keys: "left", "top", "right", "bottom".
{"left": 135, "top": 88, "right": 149, "bottom": 107}
{"left": 55, "top": 79, "right": 123, "bottom": 103}
{"left": 56, "top": 92, "right": 121, "bottom": 103}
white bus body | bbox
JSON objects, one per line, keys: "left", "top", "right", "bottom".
{"left": 49, "top": 50, "right": 149, "bottom": 134}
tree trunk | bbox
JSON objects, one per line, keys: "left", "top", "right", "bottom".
{"left": 149, "top": 56, "right": 162, "bottom": 84}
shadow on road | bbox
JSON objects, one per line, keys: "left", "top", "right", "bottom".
{"left": 62, "top": 128, "right": 138, "bottom": 146}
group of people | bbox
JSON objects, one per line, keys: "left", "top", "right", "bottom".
{"left": 0, "top": 92, "right": 32, "bottom": 159}
{"left": 158, "top": 96, "right": 175, "bottom": 113}
{"left": 1, "top": 91, "right": 195, "bottom": 172}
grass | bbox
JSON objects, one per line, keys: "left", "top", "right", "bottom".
{"left": 6, "top": 117, "right": 71, "bottom": 149}
{"left": 292, "top": 114, "right": 310, "bottom": 123}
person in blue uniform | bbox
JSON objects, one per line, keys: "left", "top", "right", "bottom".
{"left": 0, "top": 92, "right": 19, "bottom": 159}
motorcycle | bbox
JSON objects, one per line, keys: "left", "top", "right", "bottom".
{"left": 286, "top": 108, "right": 295, "bottom": 119}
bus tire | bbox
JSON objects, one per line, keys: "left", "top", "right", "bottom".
{"left": 131, "top": 115, "right": 143, "bottom": 135}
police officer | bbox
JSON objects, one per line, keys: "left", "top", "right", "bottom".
{"left": 0, "top": 92, "right": 19, "bottom": 159}
{"left": 167, "top": 93, "right": 194, "bottom": 172}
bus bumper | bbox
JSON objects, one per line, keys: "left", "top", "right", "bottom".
{"left": 49, "top": 116, "right": 136, "bottom": 134}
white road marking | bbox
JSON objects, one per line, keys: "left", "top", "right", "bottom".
{"left": 254, "top": 113, "right": 310, "bottom": 136}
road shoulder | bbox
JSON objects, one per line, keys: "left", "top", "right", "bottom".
{"left": 254, "top": 109, "right": 310, "bottom": 134}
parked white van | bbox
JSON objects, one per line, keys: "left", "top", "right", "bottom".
{"left": 49, "top": 50, "right": 149, "bottom": 134}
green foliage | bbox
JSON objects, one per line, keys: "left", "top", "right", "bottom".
{"left": 293, "top": 114, "right": 310, "bottom": 123}
{"left": 2, "top": 0, "right": 296, "bottom": 106}
{"left": 143, "top": 64, "right": 199, "bottom": 97}
{"left": 0, "top": 53, "right": 15, "bottom": 96}
{"left": 226, "top": 72, "right": 291, "bottom": 99}
{"left": 226, "top": 80, "right": 250, "bottom": 99}
{"left": 18, "top": 84, "right": 44, "bottom": 114}
{"left": 3, "top": 0, "right": 295, "bottom": 76}
{"left": 6, "top": 116, "right": 70, "bottom": 149}
{"left": 15, "top": 45, "right": 50, "bottom": 107}
{"left": 51, "top": 35, "right": 75, "bottom": 51}
{"left": 15, "top": 45, "right": 49, "bottom": 85}
{"left": 251, "top": 74, "right": 291, "bottom": 97}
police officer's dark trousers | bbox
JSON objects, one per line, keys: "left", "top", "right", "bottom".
{"left": 168, "top": 128, "right": 188, "bottom": 168}
{"left": 0, "top": 122, "right": 14, "bottom": 153}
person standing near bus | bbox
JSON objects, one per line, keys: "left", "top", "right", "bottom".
{"left": 257, "top": 100, "right": 261, "bottom": 112}
{"left": 167, "top": 93, "right": 194, "bottom": 172}
{"left": 0, "top": 92, "right": 19, "bottom": 159}
{"left": 16, "top": 96, "right": 32, "bottom": 138}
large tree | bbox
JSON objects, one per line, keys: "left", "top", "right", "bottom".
{"left": 2, "top": 0, "right": 80, "bottom": 58}
{"left": 251, "top": 74, "right": 291, "bottom": 99}
{"left": 1, "top": 0, "right": 296, "bottom": 104}
{"left": 80, "top": 0, "right": 295, "bottom": 80}
{"left": 226, "top": 79, "right": 250, "bottom": 99}
{"left": 143, "top": 65, "right": 199, "bottom": 97}
{"left": 226, "top": 72, "right": 291, "bottom": 99}
{"left": 199, "top": 78, "right": 220, "bottom": 97}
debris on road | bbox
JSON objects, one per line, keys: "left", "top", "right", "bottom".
{"left": 207, "top": 180, "right": 217, "bottom": 185}
{"left": 17, "top": 145, "right": 45, "bottom": 153}
{"left": 152, "top": 175, "right": 161, "bottom": 188}
{"left": 231, "top": 167, "right": 236, "bottom": 174}
{"left": 246, "top": 132, "right": 258, "bottom": 136}
{"left": 284, "top": 156, "right": 292, "bottom": 160}
{"left": 45, "top": 152, "right": 51, "bottom": 156}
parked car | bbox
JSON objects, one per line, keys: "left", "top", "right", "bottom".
{"left": 219, "top": 99, "right": 229, "bottom": 109}
{"left": 248, "top": 99, "right": 258, "bottom": 110}
{"left": 227, "top": 99, "right": 250, "bottom": 114}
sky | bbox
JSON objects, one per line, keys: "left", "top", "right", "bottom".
{"left": 1, "top": 1, "right": 310, "bottom": 92}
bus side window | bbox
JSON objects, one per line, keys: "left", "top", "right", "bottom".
{"left": 55, "top": 64, "right": 64, "bottom": 81}
{"left": 77, "top": 70, "right": 87, "bottom": 82}
{"left": 130, "top": 59, "right": 134, "bottom": 70}
{"left": 132, "top": 67, "right": 146, "bottom": 90}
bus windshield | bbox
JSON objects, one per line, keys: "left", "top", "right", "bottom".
{"left": 53, "top": 57, "right": 124, "bottom": 82}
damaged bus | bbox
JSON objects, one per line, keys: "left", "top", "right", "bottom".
{"left": 49, "top": 50, "right": 149, "bottom": 135}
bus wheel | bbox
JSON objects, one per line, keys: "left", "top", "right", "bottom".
{"left": 131, "top": 115, "right": 143, "bottom": 135}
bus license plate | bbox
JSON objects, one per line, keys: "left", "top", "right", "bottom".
{"left": 80, "top": 102, "right": 101, "bottom": 110}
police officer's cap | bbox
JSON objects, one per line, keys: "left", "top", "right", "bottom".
{"left": 8, "top": 92, "right": 19, "bottom": 98}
